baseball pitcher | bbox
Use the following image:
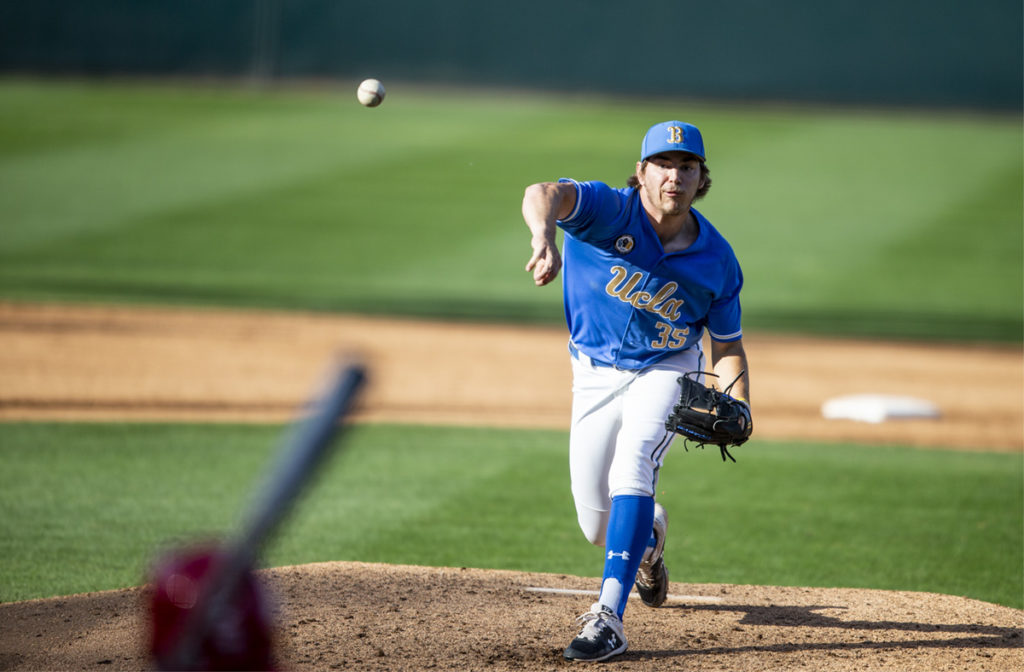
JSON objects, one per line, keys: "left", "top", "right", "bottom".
{"left": 522, "top": 120, "right": 752, "bottom": 662}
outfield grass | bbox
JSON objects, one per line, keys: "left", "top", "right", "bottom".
{"left": 1, "top": 422, "right": 1020, "bottom": 609}
{"left": 0, "top": 78, "right": 1020, "bottom": 613}
{"left": 0, "top": 78, "right": 1020, "bottom": 341}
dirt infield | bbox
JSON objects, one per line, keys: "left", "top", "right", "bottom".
{"left": 1, "top": 564, "right": 1022, "bottom": 671}
{"left": 1, "top": 301, "right": 1021, "bottom": 449}
{"left": 0, "top": 301, "right": 1021, "bottom": 670}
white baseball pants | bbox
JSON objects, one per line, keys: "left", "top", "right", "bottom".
{"left": 568, "top": 343, "right": 703, "bottom": 546}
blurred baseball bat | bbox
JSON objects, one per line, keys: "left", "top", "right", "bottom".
{"left": 156, "top": 361, "right": 366, "bottom": 671}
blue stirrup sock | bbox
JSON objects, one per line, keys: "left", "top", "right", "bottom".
{"left": 597, "top": 494, "right": 655, "bottom": 620}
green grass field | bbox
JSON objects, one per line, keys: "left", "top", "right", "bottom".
{"left": 0, "top": 423, "right": 1020, "bottom": 608}
{"left": 0, "top": 78, "right": 1021, "bottom": 340}
{"left": 0, "top": 79, "right": 1021, "bottom": 611}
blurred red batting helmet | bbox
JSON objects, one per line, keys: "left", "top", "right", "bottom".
{"left": 147, "top": 544, "right": 275, "bottom": 671}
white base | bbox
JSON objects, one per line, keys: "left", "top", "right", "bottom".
{"left": 821, "top": 394, "right": 941, "bottom": 424}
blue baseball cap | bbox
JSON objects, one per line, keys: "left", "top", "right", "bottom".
{"left": 640, "top": 120, "right": 706, "bottom": 162}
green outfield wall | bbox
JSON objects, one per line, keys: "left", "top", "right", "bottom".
{"left": 0, "top": 0, "right": 1020, "bottom": 109}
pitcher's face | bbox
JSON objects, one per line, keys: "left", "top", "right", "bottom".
{"left": 636, "top": 151, "right": 705, "bottom": 217}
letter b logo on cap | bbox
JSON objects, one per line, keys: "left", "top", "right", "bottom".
{"left": 641, "top": 120, "right": 706, "bottom": 161}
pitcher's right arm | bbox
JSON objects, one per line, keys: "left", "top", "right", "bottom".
{"left": 522, "top": 181, "right": 577, "bottom": 286}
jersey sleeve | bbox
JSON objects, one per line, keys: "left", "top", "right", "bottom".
{"left": 706, "top": 257, "right": 744, "bottom": 342}
{"left": 555, "top": 179, "right": 629, "bottom": 244}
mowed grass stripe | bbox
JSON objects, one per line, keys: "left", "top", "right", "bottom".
{"left": 1, "top": 79, "right": 1020, "bottom": 339}
{"left": 0, "top": 423, "right": 1019, "bottom": 609}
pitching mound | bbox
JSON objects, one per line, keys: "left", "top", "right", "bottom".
{"left": 1, "top": 562, "right": 1021, "bottom": 671}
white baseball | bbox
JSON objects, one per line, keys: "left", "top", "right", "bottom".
{"left": 356, "top": 78, "right": 385, "bottom": 107}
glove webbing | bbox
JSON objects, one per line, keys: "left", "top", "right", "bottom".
{"left": 674, "top": 370, "right": 746, "bottom": 463}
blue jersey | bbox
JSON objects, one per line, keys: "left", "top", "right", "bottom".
{"left": 557, "top": 178, "right": 743, "bottom": 370}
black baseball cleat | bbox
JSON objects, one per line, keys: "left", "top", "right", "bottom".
{"left": 563, "top": 603, "right": 628, "bottom": 662}
{"left": 635, "top": 502, "right": 669, "bottom": 607}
